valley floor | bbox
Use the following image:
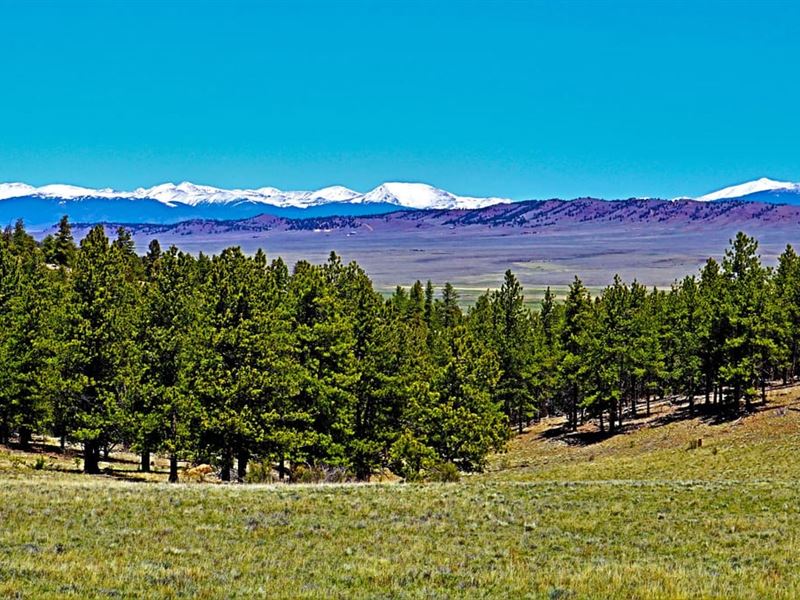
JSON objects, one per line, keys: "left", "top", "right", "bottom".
{"left": 2, "top": 386, "right": 800, "bottom": 598}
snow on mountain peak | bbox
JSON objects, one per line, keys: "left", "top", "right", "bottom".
{"left": 0, "top": 183, "right": 126, "bottom": 200}
{"left": 360, "top": 182, "right": 509, "bottom": 210}
{"left": 0, "top": 181, "right": 512, "bottom": 211}
{"left": 0, "top": 183, "right": 36, "bottom": 200}
{"left": 696, "top": 177, "right": 799, "bottom": 202}
{"left": 361, "top": 182, "right": 453, "bottom": 209}
{"left": 310, "top": 186, "right": 361, "bottom": 202}
{"left": 132, "top": 181, "right": 468, "bottom": 209}
{"left": 132, "top": 182, "right": 265, "bottom": 207}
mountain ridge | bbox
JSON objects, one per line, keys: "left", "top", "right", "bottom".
{"left": 55, "top": 196, "right": 800, "bottom": 295}
{"left": 0, "top": 181, "right": 512, "bottom": 210}
{"left": 64, "top": 197, "right": 800, "bottom": 237}
{"left": 5, "top": 177, "right": 800, "bottom": 228}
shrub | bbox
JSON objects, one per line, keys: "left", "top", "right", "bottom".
{"left": 425, "top": 461, "right": 460, "bottom": 483}
{"left": 292, "top": 465, "right": 325, "bottom": 484}
{"left": 389, "top": 431, "right": 438, "bottom": 481}
{"left": 245, "top": 460, "right": 276, "bottom": 484}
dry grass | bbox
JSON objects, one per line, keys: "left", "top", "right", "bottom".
{"left": 486, "top": 384, "right": 800, "bottom": 484}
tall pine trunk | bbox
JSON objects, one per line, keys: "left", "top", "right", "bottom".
{"left": 570, "top": 386, "right": 578, "bottom": 431}
{"left": 141, "top": 449, "right": 151, "bottom": 472}
{"left": 237, "top": 450, "right": 249, "bottom": 482}
{"left": 220, "top": 448, "right": 233, "bottom": 482}
{"left": 19, "top": 426, "right": 31, "bottom": 450}
{"left": 84, "top": 441, "right": 100, "bottom": 474}
{"left": 168, "top": 454, "right": 179, "bottom": 483}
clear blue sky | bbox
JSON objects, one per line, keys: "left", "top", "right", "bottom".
{"left": 1, "top": 0, "right": 798, "bottom": 199}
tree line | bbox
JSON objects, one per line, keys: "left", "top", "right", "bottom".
{"left": 0, "top": 218, "right": 796, "bottom": 482}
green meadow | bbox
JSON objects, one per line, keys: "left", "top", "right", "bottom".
{"left": 2, "top": 385, "right": 799, "bottom": 599}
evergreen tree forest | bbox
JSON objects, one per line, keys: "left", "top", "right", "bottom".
{"left": 1, "top": 219, "right": 797, "bottom": 482}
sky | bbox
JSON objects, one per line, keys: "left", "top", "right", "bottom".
{"left": 0, "top": 0, "right": 798, "bottom": 200}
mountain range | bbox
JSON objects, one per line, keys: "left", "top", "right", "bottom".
{"left": 2, "top": 177, "right": 800, "bottom": 228}
{"left": 0, "top": 181, "right": 511, "bottom": 227}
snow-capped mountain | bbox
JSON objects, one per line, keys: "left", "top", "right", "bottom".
{"left": 125, "top": 183, "right": 364, "bottom": 208}
{"left": 696, "top": 177, "right": 800, "bottom": 203}
{"left": 356, "top": 182, "right": 508, "bottom": 210}
{"left": 0, "top": 181, "right": 513, "bottom": 227}
{"left": 6, "top": 176, "right": 800, "bottom": 229}
{"left": 0, "top": 181, "right": 509, "bottom": 210}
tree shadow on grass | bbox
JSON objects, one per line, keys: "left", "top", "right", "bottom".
{"left": 101, "top": 468, "right": 153, "bottom": 483}
{"left": 653, "top": 398, "right": 774, "bottom": 428}
{"left": 2, "top": 440, "right": 138, "bottom": 466}
{"left": 34, "top": 465, "right": 153, "bottom": 482}
{"left": 537, "top": 422, "right": 620, "bottom": 447}
{"left": 535, "top": 392, "right": 780, "bottom": 447}
{"left": 559, "top": 429, "right": 618, "bottom": 446}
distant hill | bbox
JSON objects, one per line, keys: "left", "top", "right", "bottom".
{"left": 56, "top": 197, "right": 800, "bottom": 297}
{"left": 72, "top": 197, "right": 800, "bottom": 237}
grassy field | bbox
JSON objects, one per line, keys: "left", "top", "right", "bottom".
{"left": 2, "top": 387, "right": 800, "bottom": 598}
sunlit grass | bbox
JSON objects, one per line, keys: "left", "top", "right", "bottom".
{"left": 1, "top": 386, "right": 800, "bottom": 598}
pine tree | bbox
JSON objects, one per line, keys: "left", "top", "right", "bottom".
{"left": 51, "top": 215, "right": 77, "bottom": 267}
{"left": 418, "top": 325, "right": 507, "bottom": 471}
{"left": 143, "top": 238, "right": 162, "bottom": 279}
{"left": 719, "top": 233, "right": 774, "bottom": 409}
{"left": 560, "top": 277, "right": 595, "bottom": 430}
{"left": 492, "top": 270, "right": 537, "bottom": 432}
{"left": 774, "top": 245, "right": 800, "bottom": 382}
{"left": 0, "top": 236, "right": 19, "bottom": 444}
{"left": 343, "top": 265, "right": 405, "bottom": 479}
{"left": 137, "top": 247, "right": 202, "bottom": 481}
{"left": 62, "top": 226, "right": 140, "bottom": 473}
{"left": 433, "top": 281, "right": 458, "bottom": 324}
{"left": 191, "top": 248, "right": 264, "bottom": 480}
{"left": 530, "top": 287, "right": 562, "bottom": 418}
{"left": 0, "top": 243, "right": 55, "bottom": 448}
